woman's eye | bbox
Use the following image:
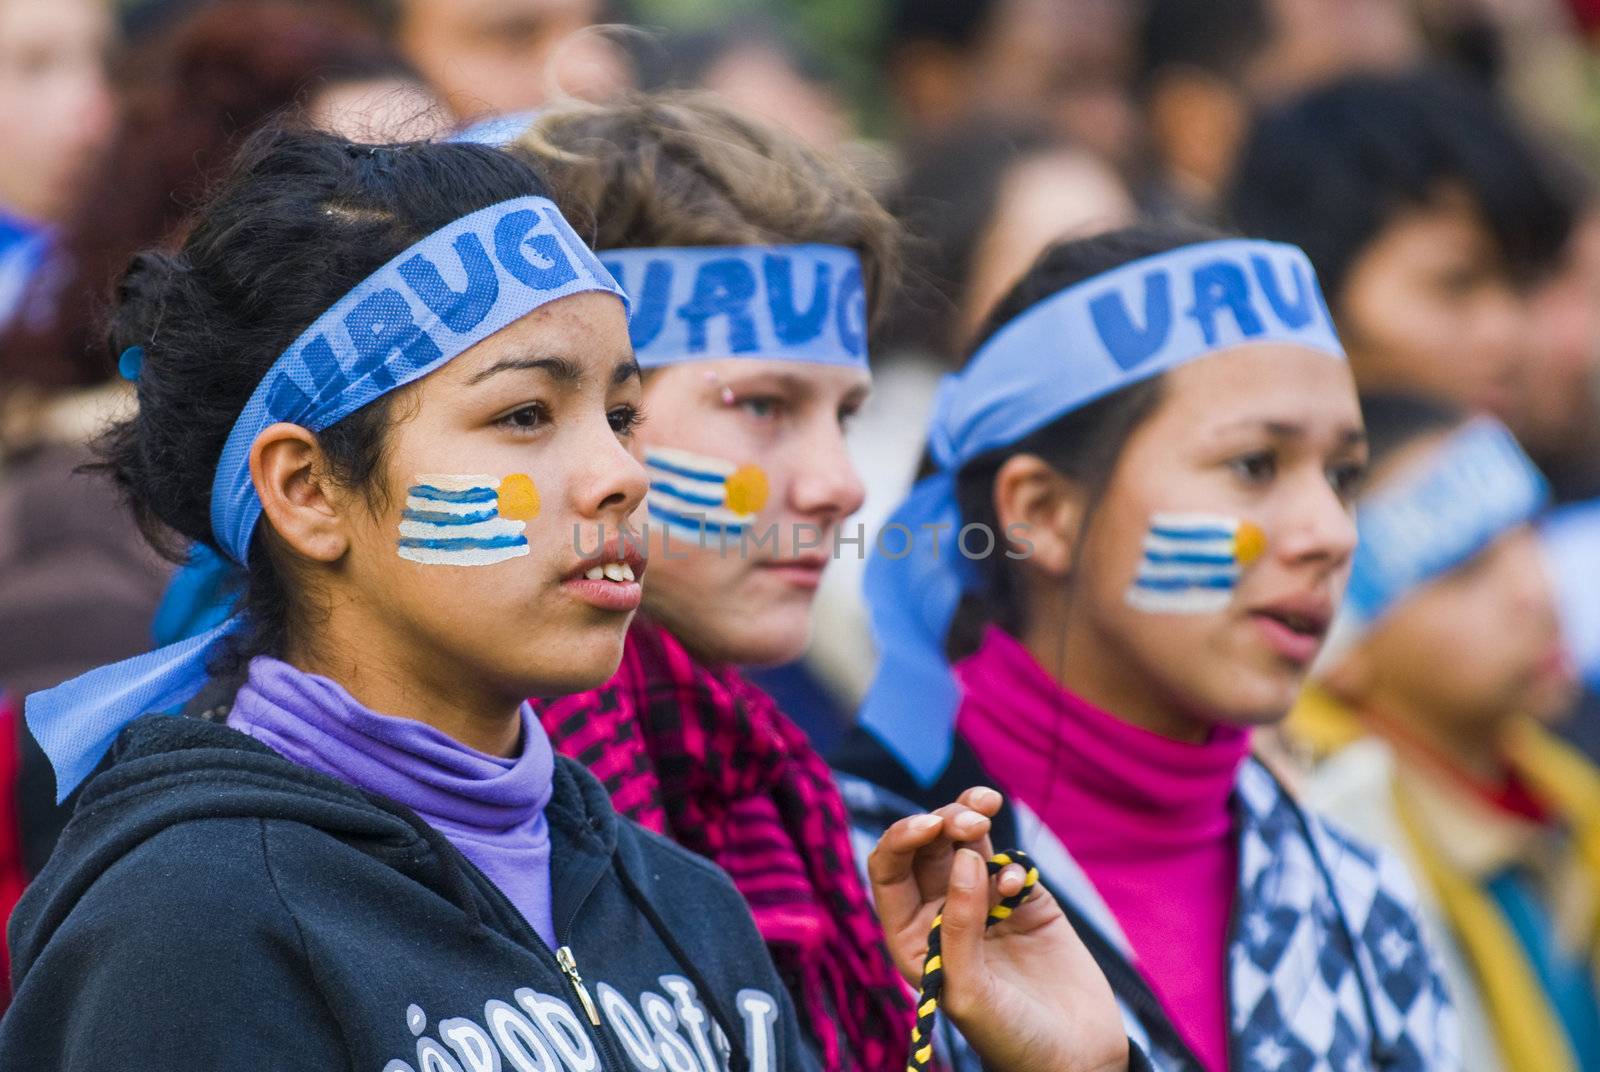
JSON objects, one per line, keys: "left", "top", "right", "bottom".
{"left": 1229, "top": 450, "right": 1277, "bottom": 484}
{"left": 838, "top": 403, "right": 863, "bottom": 431}
{"left": 497, "top": 403, "right": 548, "bottom": 432}
{"left": 608, "top": 404, "right": 643, "bottom": 437}
{"left": 1327, "top": 459, "right": 1367, "bottom": 500}
{"left": 736, "top": 395, "right": 784, "bottom": 420}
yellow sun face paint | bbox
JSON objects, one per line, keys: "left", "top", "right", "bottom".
{"left": 722, "top": 464, "right": 770, "bottom": 516}
{"left": 496, "top": 473, "right": 541, "bottom": 521}
{"left": 1233, "top": 520, "right": 1267, "bottom": 566}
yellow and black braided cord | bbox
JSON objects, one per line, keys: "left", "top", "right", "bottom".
{"left": 905, "top": 850, "right": 1040, "bottom": 1072}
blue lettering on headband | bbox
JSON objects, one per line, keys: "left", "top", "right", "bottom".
{"left": 856, "top": 237, "right": 1348, "bottom": 785}
{"left": 211, "top": 196, "right": 625, "bottom": 568}
{"left": 28, "top": 195, "right": 626, "bottom": 803}
{"left": 601, "top": 244, "right": 868, "bottom": 369}
{"left": 1344, "top": 417, "right": 1549, "bottom": 627}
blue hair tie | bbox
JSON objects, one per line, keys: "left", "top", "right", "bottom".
{"left": 118, "top": 346, "right": 144, "bottom": 382}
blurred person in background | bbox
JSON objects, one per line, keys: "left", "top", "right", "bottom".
{"left": 1228, "top": 69, "right": 1576, "bottom": 422}
{"left": 669, "top": 17, "right": 850, "bottom": 154}
{"left": 1133, "top": 0, "right": 1273, "bottom": 224}
{"left": 0, "top": 0, "right": 442, "bottom": 896}
{"left": 1515, "top": 205, "right": 1600, "bottom": 504}
{"left": 1250, "top": 0, "right": 1421, "bottom": 97}
{"left": 1292, "top": 395, "right": 1597, "bottom": 1072}
{"left": 393, "top": 0, "right": 629, "bottom": 120}
{"left": 0, "top": 0, "right": 114, "bottom": 335}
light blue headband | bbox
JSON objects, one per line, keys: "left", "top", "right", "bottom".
{"left": 1342, "top": 417, "right": 1548, "bottom": 629}
{"left": 28, "top": 195, "right": 626, "bottom": 801}
{"left": 857, "top": 238, "right": 1346, "bottom": 785}
{"left": 1541, "top": 502, "right": 1600, "bottom": 690}
{"left": 600, "top": 245, "right": 868, "bottom": 369}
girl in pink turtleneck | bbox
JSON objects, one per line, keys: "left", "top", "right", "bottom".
{"left": 836, "top": 223, "right": 1458, "bottom": 1072}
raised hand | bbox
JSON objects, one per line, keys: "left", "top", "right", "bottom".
{"left": 868, "top": 787, "right": 1129, "bottom": 1072}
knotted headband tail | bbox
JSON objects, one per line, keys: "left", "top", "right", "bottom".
{"left": 26, "top": 617, "right": 242, "bottom": 801}
{"left": 906, "top": 849, "right": 1040, "bottom": 1072}
{"left": 858, "top": 471, "right": 974, "bottom": 784}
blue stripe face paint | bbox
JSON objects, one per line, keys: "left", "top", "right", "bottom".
{"left": 1125, "top": 513, "right": 1267, "bottom": 614}
{"left": 643, "top": 447, "right": 769, "bottom": 542}
{"left": 397, "top": 474, "right": 540, "bottom": 565}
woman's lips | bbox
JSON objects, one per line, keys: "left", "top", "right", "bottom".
{"left": 561, "top": 576, "right": 644, "bottom": 612}
{"left": 757, "top": 556, "right": 829, "bottom": 589}
{"left": 1247, "top": 596, "right": 1332, "bottom": 666}
{"left": 1251, "top": 612, "right": 1325, "bottom": 665}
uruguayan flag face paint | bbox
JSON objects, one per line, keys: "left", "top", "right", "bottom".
{"left": 398, "top": 473, "right": 541, "bottom": 566}
{"left": 644, "top": 447, "right": 769, "bottom": 541}
{"left": 1125, "top": 512, "right": 1266, "bottom": 614}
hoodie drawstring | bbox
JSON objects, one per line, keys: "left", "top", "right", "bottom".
{"left": 361, "top": 791, "right": 486, "bottom": 934}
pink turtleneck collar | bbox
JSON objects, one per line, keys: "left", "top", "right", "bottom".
{"left": 955, "top": 626, "right": 1250, "bottom": 1072}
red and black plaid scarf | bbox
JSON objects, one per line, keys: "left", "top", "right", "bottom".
{"left": 536, "top": 619, "right": 912, "bottom": 1072}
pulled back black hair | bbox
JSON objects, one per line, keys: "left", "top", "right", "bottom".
{"left": 1226, "top": 69, "right": 1577, "bottom": 306}
{"left": 98, "top": 125, "right": 559, "bottom": 670}
{"left": 946, "top": 220, "right": 1226, "bottom": 651}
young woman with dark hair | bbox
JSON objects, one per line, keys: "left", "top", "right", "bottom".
{"left": 836, "top": 223, "right": 1459, "bottom": 1071}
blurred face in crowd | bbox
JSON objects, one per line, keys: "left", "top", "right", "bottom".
{"left": 1336, "top": 185, "right": 1525, "bottom": 417}
{"left": 1326, "top": 435, "right": 1575, "bottom": 744}
{"left": 958, "top": 149, "right": 1134, "bottom": 347}
{"left": 395, "top": 0, "right": 628, "bottom": 120}
{"left": 1511, "top": 210, "right": 1600, "bottom": 469}
{"left": 304, "top": 75, "right": 450, "bottom": 144}
{"left": 635, "top": 360, "right": 870, "bottom": 667}
{"left": 695, "top": 41, "right": 848, "bottom": 152}
{"left": 0, "top": 0, "right": 114, "bottom": 223}
{"left": 1007, "top": 345, "right": 1365, "bottom": 742}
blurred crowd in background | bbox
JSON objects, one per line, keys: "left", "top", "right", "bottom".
{"left": 6, "top": 0, "right": 1600, "bottom": 1063}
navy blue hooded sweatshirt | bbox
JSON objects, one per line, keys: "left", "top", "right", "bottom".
{"left": 1, "top": 714, "right": 812, "bottom": 1072}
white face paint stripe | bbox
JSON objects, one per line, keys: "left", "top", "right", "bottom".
{"left": 398, "top": 474, "right": 530, "bottom": 566}
{"left": 1125, "top": 512, "right": 1262, "bottom": 615}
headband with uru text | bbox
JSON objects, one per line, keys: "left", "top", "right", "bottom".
{"left": 601, "top": 244, "right": 868, "bottom": 369}
{"left": 29, "top": 195, "right": 626, "bottom": 801}
{"left": 858, "top": 238, "right": 1347, "bottom": 785}
{"left": 1343, "top": 417, "right": 1549, "bottom": 629}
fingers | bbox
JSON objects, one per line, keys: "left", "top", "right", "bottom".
{"left": 956, "top": 785, "right": 1002, "bottom": 817}
{"left": 931, "top": 848, "right": 994, "bottom": 1021}
{"left": 866, "top": 789, "right": 1007, "bottom": 936}
{"left": 868, "top": 812, "right": 945, "bottom": 935}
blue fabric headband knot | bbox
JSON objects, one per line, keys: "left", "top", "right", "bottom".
{"left": 601, "top": 245, "right": 869, "bottom": 369}
{"left": 856, "top": 237, "right": 1347, "bottom": 785}
{"left": 28, "top": 195, "right": 626, "bottom": 801}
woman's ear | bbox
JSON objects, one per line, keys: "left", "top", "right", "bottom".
{"left": 993, "top": 454, "right": 1088, "bottom": 579}
{"left": 250, "top": 422, "right": 352, "bottom": 564}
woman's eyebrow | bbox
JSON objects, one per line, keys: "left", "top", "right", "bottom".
{"left": 1209, "top": 418, "right": 1368, "bottom": 445}
{"left": 612, "top": 356, "right": 642, "bottom": 385}
{"left": 465, "top": 355, "right": 584, "bottom": 386}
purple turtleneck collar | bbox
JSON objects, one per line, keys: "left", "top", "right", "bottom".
{"left": 227, "top": 656, "right": 557, "bottom": 947}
